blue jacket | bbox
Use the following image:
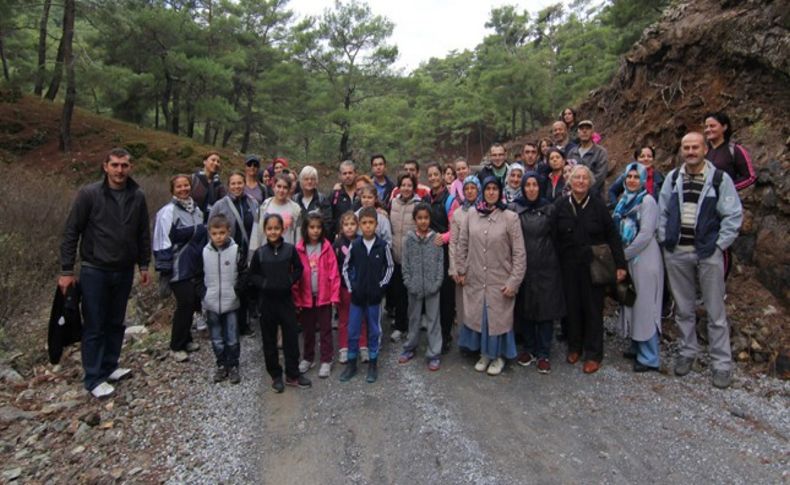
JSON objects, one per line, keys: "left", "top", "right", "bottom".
{"left": 153, "top": 201, "right": 207, "bottom": 282}
{"left": 342, "top": 235, "right": 394, "bottom": 306}
{"left": 658, "top": 161, "right": 743, "bottom": 259}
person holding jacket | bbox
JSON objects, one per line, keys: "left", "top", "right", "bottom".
{"left": 59, "top": 148, "right": 151, "bottom": 398}
{"left": 154, "top": 174, "right": 207, "bottom": 363}
{"left": 613, "top": 163, "right": 663, "bottom": 373}
{"left": 658, "top": 132, "right": 743, "bottom": 389}
{"left": 554, "top": 165, "right": 627, "bottom": 374}
{"left": 607, "top": 147, "right": 665, "bottom": 208}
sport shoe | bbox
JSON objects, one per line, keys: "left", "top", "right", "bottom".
{"left": 107, "top": 368, "right": 132, "bottom": 382}
{"left": 171, "top": 350, "right": 189, "bottom": 362}
{"left": 390, "top": 330, "right": 403, "bottom": 342}
{"left": 537, "top": 358, "right": 551, "bottom": 374}
{"left": 360, "top": 348, "right": 370, "bottom": 363}
{"left": 366, "top": 359, "right": 378, "bottom": 383}
{"left": 674, "top": 356, "right": 695, "bottom": 377}
{"left": 90, "top": 382, "right": 115, "bottom": 399}
{"left": 298, "top": 360, "right": 314, "bottom": 374}
{"left": 427, "top": 357, "right": 441, "bottom": 371}
{"left": 185, "top": 342, "right": 200, "bottom": 353}
{"left": 486, "top": 358, "right": 505, "bottom": 376}
{"left": 271, "top": 377, "right": 284, "bottom": 393}
{"left": 517, "top": 352, "right": 534, "bottom": 367}
{"left": 338, "top": 348, "right": 348, "bottom": 364}
{"left": 193, "top": 312, "right": 208, "bottom": 331}
{"left": 213, "top": 366, "right": 228, "bottom": 383}
{"left": 286, "top": 375, "right": 312, "bottom": 388}
{"left": 228, "top": 366, "right": 240, "bottom": 384}
{"left": 398, "top": 350, "right": 415, "bottom": 364}
{"left": 712, "top": 369, "right": 732, "bottom": 389}
{"left": 474, "top": 356, "right": 491, "bottom": 372}
{"left": 318, "top": 362, "right": 331, "bottom": 378}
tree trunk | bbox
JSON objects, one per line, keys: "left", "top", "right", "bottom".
{"left": 59, "top": 0, "right": 76, "bottom": 152}
{"left": 34, "top": 0, "right": 52, "bottom": 96}
{"left": 339, "top": 90, "right": 352, "bottom": 160}
{"left": 222, "top": 128, "right": 233, "bottom": 147}
{"left": 171, "top": 81, "right": 180, "bottom": 135}
{"left": 161, "top": 69, "right": 172, "bottom": 130}
{"left": 212, "top": 127, "right": 219, "bottom": 146}
{"left": 186, "top": 99, "right": 195, "bottom": 138}
{"left": 45, "top": 28, "right": 66, "bottom": 100}
{"left": 203, "top": 120, "right": 211, "bottom": 144}
{"left": 154, "top": 102, "right": 159, "bottom": 129}
{"left": 0, "top": 34, "right": 9, "bottom": 82}
{"left": 511, "top": 105, "right": 516, "bottom": 140}
{"left": 240, "top": 85, "right": 255, "bottom": 153}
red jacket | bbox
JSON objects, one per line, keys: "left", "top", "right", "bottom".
{"left": 292, "top": 239, "right": 341, "bottom": 308}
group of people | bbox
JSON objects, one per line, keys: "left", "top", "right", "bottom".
{"left": 59, "top": 110, "right": 754, "bottom": 399}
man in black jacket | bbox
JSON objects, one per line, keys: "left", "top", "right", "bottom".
{"left": 59, "top": 148, "right": 151, "bottom": 398}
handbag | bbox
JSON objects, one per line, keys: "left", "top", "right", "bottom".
{"left": 614, "top": 272, "right": 637, "bottom": 306}
{"left": 589, "top": 243, "right": 616, "bottom": 285}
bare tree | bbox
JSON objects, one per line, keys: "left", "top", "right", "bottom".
{"left": 59, "top": 0, "right": 76, "bottom": 152}
{"left": 34, "top": 0, "right": 53, "bottom": 96}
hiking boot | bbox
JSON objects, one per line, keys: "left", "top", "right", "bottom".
{"left": 474, "top": 356, "right": 491, "bottom": 372}
{"left": 712, "top": 369, "right": 732, "bottom": 389}
{"left": 228, "top": 366, "right": 241, "bottom": 384}
{"left": 185, "top": 342, "right": 200, "bottom": 353}
{"left": 360, "top": 347, "right": 370, "bottom": 363}
{"left": 90, "top": 382, "right": 115, "bottom": 399}
{"left": 398, "top": 350, "right": 415, "bottom": 364}
{"left": 427, "top": 357, "right": 441, "bottom": 372}
{"left": 298, "top": 360, "right": 314, "bottom": 374}
{"left": 286, "top": 374, "right": 312, "bottom": 389}
{"left": 537, "top": 358, "right": 551, "bottom": 374}
{"left": 213, "top": 366, "right": 228, "bottom": 383}
{"left": 366, "top": 359, "right": 378, "bottom": 383}
{"left": 486, "top": 358, "right": 505, "bottom": 376}
{"left": 271, "top": 377, "right": 284, "bottom": 393}
{"left": 318, "top": 362, "right": 331, "bottom": 378}
{"left": 338, "top": 348, "right": 348, "bottom": 364}
{"left": 107, "top": 368, "right": 132, "bottom": 382}
{"left": 171, "top": 351, "right": 189, "bottom": 363}
{"left": 390, "top": 329, "right": 403, "bottom": 342}
{"left": 517, "top": 352, "right": 534, "bottom": 367}
{"left": 339, "top": 357, "right": 358, "bottom": 382}
{"left": 674, "top": 356, "right": 695, "bottom": 377}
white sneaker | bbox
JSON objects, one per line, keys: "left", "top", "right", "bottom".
{"left": 171, "top": 350, "right": 189, "bottom": 362}
{"left": 107, "top": 368, "right": 131, "bottom": 382}
{"left": 360, "top": 348, "right": 370, "bottom": 363}
{"left": 318, "top": 362, "right": 331, "bottom": 378}
{"left": 338, "top": 349, "right": 348, "bottom": 364}
{"left": 185, "top": 342, "right": 200, "bottom": 352}
{"left": 486, "top": 358, "right": 505, "bottom": 376}
{"left": 474, "top": 356, "right": 490, "bottom": 372}
{"left": 298, "top": 360, "right": 314, "bottom": 374}
{"left": 390, "top": 330, "right": 403, "bottom": 342}
{"left": 90, "top": 382, "right": 115, "bottom": 399}
{"left": 194, "top": 312, "right": 208, "bottom": 331}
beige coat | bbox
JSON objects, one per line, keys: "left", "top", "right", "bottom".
{"left": 448, "top": 206, "right": 472, "bottom": 324}
{"left": 389, "top": 194, "right": 420, "bottom": 264}
{"left": 457, "top": 207, "right": 526, "bottom": 335}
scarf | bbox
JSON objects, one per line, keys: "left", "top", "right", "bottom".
{"left": 613, "top": 162, "right": 648, "bottom": 247}
{"left": 461, "top": 176, "right": 481, "bottom": 210}
{"left": 173, "top": 196, "right": 195, "bottom": 213}
{"left": 513, "top": 171, "right": 549, "bottom": 210}
{"left": 475, "top": 176, "right": 506, "bottom": 216}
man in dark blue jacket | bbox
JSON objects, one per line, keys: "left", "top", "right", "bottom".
{"left": 59, "top": 148, "right": 151, "bottom": 399}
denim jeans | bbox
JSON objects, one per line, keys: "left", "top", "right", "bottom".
{"left": 206, "top": 310, "right": 240, "bottom": 368}
{"left": 79, "top": 266, "right": 134, "bottom": 391}
{"left": 522, "top": 319, "right": 554, "bottom": 359}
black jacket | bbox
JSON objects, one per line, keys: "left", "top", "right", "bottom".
{"left": 333, "top": 235, "right": 354, "bottom": 289}
{"left": 248, "top": 239, "right": 303, "bottom": 293}
{"left": 342, "top": 236, "right": 394, "bottom": 306}
{"left": 60, "top": 176, "right": 151, "bottom": 274}
{"left": 427, "top": 187, "right": 453, "bottom": 234}
{"left": 47, "top": 284, "right": 82, "bottom": 365}
{"left": 295, "top": 190, "right": 333, "bottom": 238}
{"left": 330, "top": 188, "right": 360, "bottom": 241}
{"left": 553, "top": 194, "right": 626, "bottom": 270}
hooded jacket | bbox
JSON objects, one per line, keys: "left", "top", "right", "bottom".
{"left": 401, "top": 230, "right": 445, "bottom": 297}
{"left": 292, "top": 239, "right": 341, "bottom": 308}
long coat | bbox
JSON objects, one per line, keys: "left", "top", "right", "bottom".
{"left": 389, "top": 195, "right": 420, "bottom": 264}
{"left": 448, "top": 206, "right": 472, "bottom": 325}
{"left": 617, "top": 195, "right": 663, "bottom": 341}
{"left": 514, "top": 203, "right": 565, "bottom": 321}
{"left": 456, "top": 207, "right": 526, "bottom": 336}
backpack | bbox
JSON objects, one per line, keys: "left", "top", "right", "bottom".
{"left": 729, "top": 141, "right": 756, "bottom": 191}
{"left": 444, "top": 194, "right": 455, "bottom": 216}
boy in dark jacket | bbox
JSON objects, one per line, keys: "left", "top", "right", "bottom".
{"left": 248, "top": 213, "right": 311, "bottom": 393}
{"left": 340, "top": 207, "right": 394, "bottom": 383}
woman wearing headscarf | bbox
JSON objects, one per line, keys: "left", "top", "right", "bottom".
{"left": 456, "top": 177, "right": 526, "bottom": 376}
{"left": 554, "top": 165, "right": 627, "bottom": 374}
{"left": 153, "top": 175, "right": 208, "bottom": 362}
{"left": 613, "top": 162, "right": 663, "bottom": 372}
{"left": 511, "top": 172, "right": 565, "bottom": 374}
{"left": 448, "top": 176, "right": 480, "bottom": 344}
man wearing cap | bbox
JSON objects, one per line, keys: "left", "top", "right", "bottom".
{"left": 243, "top": 154, "right": 272, "bottom": 204}
{"left": 567, "top": 120, "right": 609, "bottom": 199}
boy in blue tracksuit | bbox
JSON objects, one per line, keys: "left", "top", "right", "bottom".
{"left": 340, "top": 207, "right": 394, "bottom": 383}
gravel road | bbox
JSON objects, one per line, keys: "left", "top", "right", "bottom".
{"left": 170, "top": 318, "right": 789, "bottom": 485}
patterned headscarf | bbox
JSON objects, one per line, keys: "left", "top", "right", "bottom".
{"left": 613, "top": 162, "right": 648, "bottom": 247}
{"left": 461, "top": 175, "right": 481, "bottom": 210}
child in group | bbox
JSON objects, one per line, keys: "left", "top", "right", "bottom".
{"left": 355, "top": 184, "right": 393, "bottom": 246}
{"left": 248, "top": 213, "right": 311, "bottom": 393}
{"left": 398, "top": 203, "right": 445, "bottom": 370}
{"left": 202, "top": 214, "right": 243, "bottom": 384}
{"left": 333, "top": 212, "right": 369, "bottom": 364}
{"left": 294, "top": 213, "right": 341, "bottom": 379}
{"left": 248, "top": 174, "right": 303, "bottom": 256}
{"left": 340, "top": 207, "right": 394, "bottom": 383}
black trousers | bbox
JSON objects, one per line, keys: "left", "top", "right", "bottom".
{"left": 439, "top": 246, "right": 455, "bottom": 340}
{"left": 258, "top": 292, "right": 300, "bottom": 380}
{"left": 390, "top": 263, "right": 409, "bottom": 333}
{"left": 170, "top": 279, "right": 198, "bottom": 351}
{"left": 561, "top": 263, "right": 604, "bottom": 362}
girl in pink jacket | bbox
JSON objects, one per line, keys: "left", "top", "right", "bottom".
{"left": 293, "top": 213, "right": 341, "bottom": 378}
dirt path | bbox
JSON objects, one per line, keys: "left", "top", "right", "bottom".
{"left": 251, "top": 327, "right": 788, "bottom": 485}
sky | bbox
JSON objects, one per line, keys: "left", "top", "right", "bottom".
{"left": 288, "top": 0, "right": 565, "bottom": 73}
